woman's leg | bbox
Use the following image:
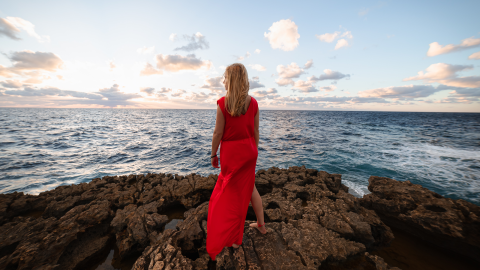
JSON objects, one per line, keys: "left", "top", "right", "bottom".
{"left": 250, "top": 185, "right": 267, "bottom": 234}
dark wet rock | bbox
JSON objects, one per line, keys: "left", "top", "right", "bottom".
{"left": 360, "top": 176, "right": 480, "bottom": 264}
{"left": 365, "top": 252, "right": 402, "bottom": 270}
{"left": 133, "top": 167, "right": 394, "bottom": 270}
{"left": 0, "top": 167, "right": 397, "bottom": 269}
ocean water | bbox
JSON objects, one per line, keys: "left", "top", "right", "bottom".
{"left": 1, "top": 108, "right": 479, "bottom": 205}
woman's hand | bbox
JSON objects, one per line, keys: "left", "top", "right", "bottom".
{"left": 211, "top": 156, "right": 219, "bottom": 168}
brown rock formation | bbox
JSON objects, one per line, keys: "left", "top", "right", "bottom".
{"left": 0, "top": 167, "right": 398, "bottom": 270}
{"left": 360, "top": 176, "right": 480, "bottom": 264}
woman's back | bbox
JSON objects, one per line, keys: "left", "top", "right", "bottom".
{"left": 217, "top": 96, "right": 258, "bottom": 142}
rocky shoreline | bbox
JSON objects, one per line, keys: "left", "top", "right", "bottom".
{"left": 0, "top": 166, "right": 478, "bottom": 270}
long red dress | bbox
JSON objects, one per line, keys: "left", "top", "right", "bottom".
{"left": 207, "top": 96, "right": 259, "bottom": 260}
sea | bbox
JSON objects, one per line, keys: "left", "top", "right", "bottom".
{"left": 1, "top": 108, "right": 479, "bottom": 206}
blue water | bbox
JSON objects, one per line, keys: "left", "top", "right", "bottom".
{"left": 1, "top": 108, "right": 479, "bottom": 205}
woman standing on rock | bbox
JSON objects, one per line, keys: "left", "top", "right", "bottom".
{"left": 207, "top": 63, "right": 267, "bottom": 260}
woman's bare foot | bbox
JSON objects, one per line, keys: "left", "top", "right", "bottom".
{"left": 249, "top": 222, "right": 267, "bottom": 234}
{"left": 231, "top": 243, "right": 240, "bottom": 248}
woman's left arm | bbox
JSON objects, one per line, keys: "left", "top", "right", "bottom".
{"left": 211, "top": 105, "right": 225, "bottom": 168}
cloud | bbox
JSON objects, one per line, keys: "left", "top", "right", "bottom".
{"left": 0, "top": 80, "right": 24, "bottom": 88}
{"left": 304, "top": 60, "right": 313, "bottom": 69}
{"left": 316, "top": 29, "right": 353, "bottom": 50}
{"left": 237, "top": 52, "right": 251, "bottom": 61}
{"left": 171, "top": 89, "right": 186, "bottom": 97}
{"left": 249, "top": 64, "right": 266, "bottom": 71}
{"left": 427, "top": 36, "right": 480, "bottom": 57}
{"left": 252, "top": 88, "right": 278, "bottom": 97}
{"left": 109, "top": 61, "right": 116, "bottom": 71}
{"left": 97, "top": 84, "right": 141, "bottom": 101}
{"left": 140, "top": 87, "right": 155, "bottom": 95}
{"left": 4, "top": 87, "right": 103, "bottom": 100}
{"left": 469, "top": 51, "right": 480, "bottom": 60}
{"left": 359, "top": 84, "right": 440, "bottom": 99}
{"left": 319, "top": 85, "right": 337, "bottom": 92}
{"left": 158, "top": 87, "right": 172, "bottom": 93}
{"left": 137, "top": 46, "right": 154, "bottom": 54}
{"left": 7, "top": 51, "right": 63, "bottom": 72}
{"left": 277, "top": 63, "right": 304, "bottom": 79}
{"left": 0, "top": 65, "right": 16, "bottom": 77}
{"left": 335, "top": 39, "right": 349, "bottom": 50}
{"left": 264, "top": 19, "right": 300, "bottom": 51}
{"left": 404, "top": 63, "right": 480, "bottom": 88}
{"left": 169, "top": 33, "right": 178, "bottom": 41}
{"left": 275, "top": 62, "right": 306, "bottom": 86}
{"left": 140, "top": 63, "right": 163, "bottom": 76}
{"left": 0, "top": 17, "right": 49, "bottom": 42}
{"left": 174, "top": 32, "right": 209, "bottom": 52}
{"left": 200, "top": 76, "right": 224, "bottom": 93}
{"left": 2, "top": 84, "right": 142, "bottom": 107}
{"left": 292, "top": 80, "right": 318, "bottom": 93}
{"left": 249, "top": 77, "right": 265, "bottom": 89}
{"left": 0, "top": 18, "right": 21, "bottom": 40}
{"left": 316, "top": 31, "right": 340, "bottom": 43}
{"left": 255, "top": 49, "right": 261, "bottom": 54}
{"left": 155, "top": 54, "right": 211, "bottom": 72}
{"left": 309, "top": 69, "right": 350, "bottom": 82}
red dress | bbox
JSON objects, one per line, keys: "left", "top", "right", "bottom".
{"left": 207, "top": 96, "right": 259, "bottom": 260}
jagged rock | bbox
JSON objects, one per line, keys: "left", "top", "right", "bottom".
{"left": 0, "top": 168, "right": 396, "bottom": 270}
{"left": 360, "top": 176, "right": 480, "bottom": 263}
{"left": 0, "top": 199, "right": 113, "bottom": 270}
{"left": 365, "top": 252, "right": 402, "bottom": 270}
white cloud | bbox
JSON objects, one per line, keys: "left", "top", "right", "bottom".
{"left": 264, "top": 19, "right": 300, "bottom": 51}
{"left": 304, "top": 60, "right": 313, "bottom": 69}
{"left": 1, "top": 17, "right": 50, "bottom": 42}
{"left": 335, "top": 39, "right": 349, "bottom": 50}
{"left": 141, "top": 54, "right": 211, "bottom": 75}
{"left": 275, "top": 78, "right": 294, "bottom": 86}
{"left": 108, "top": 61, "right": 116, "bottom": 71}
{"left": 140, "top": 63, "right": 163, "bottom": 76}
{"left": 427, "top": 36, "right": 480, "bottom": 57}
{"left": 316, "top": 28, "right": 353, "bottom": 50}
{"left": 249, "top": 64, "right": 266, "bottom": 71}
{"left": 137, "top": 46, "right": 155, "bottom": 54}
{"left": 98, "top": 84, "right": 141, "bottom": 101}
{"left": 292, "top": 80, "right": 318, "bottom": 93}
{"left": 277, "top": 63, "right": 304, "bottom": 79}
{"left": 174, "top": 32, "right": 209, "bottom": 52}
{"left": 468, "top": 51, "right": 480, "bottom": 60}
{"left": 237, "top": 51, "right": 251, "bottom": 61}
{"left": 169, "top": 33, "right": 178, "bottom": 41}
{"left": 404, "top": 63, "right": 480, "bottom": 88}
{"left": 316, "top": 31, "right": 340, "bottom": 43}
{"left": 309, "top": 69, "right": 350, "bottom": 81}
{"left": 255, "top": 49, "right": 261, "bottom": 54}
{"left": 200, "top": 76, "right": 224, "bottom": 93}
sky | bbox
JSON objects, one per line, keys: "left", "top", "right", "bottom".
{"left": 0, "top": 0, "right": 479, "bottom": 111}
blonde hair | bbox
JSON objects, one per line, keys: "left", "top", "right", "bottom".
{"left": 224, "top": 63, "right": 250, "bottom": 117}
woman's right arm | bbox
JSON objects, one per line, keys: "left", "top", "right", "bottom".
{"left": 254, "top": 110, "right": 259, "bottom": 149}
{"left": 211, "top": 105, "right": 225, "bottom": 168}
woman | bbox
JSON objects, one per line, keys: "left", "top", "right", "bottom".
{"left": 207, "top": 63, "right": 266, "bottom": 261}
